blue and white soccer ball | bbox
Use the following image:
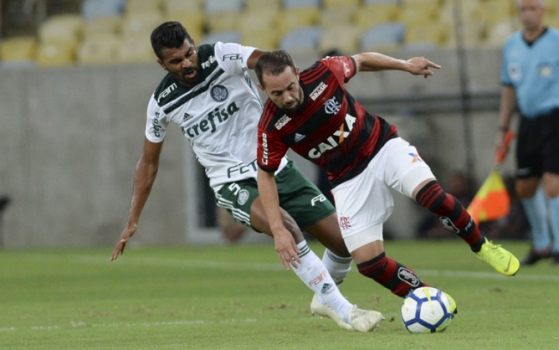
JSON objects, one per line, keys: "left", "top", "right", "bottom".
{"left": 401, "top": 287, "right": 455, "bottom": 334}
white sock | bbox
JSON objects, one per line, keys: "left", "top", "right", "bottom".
{"left": 322, "top": 249, "right": 353, "bottom": 285}
{"left": 291, "top": 241, "right": 352, "bottom": 322}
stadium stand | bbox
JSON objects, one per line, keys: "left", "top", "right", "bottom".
{"left": 204, "top": 0, "right": 245, "bottom": 14}
{"left": 36, "top": 41, "right": 76, "bottom": 67}
{"left": 81, "top": 0, "right": 125, "bottom": 20}
{"left": 354, "top": 3, "right": 399, "bottom": 29}
{"left": 0, "top": 36, "right": 37, "bottom": 63}
{"left": 277, "top": 6, "right": 321, "bottom": 36}
{"left": 201, "top": 30, "right": 243, "bottom": 45}
{"left": 245, "top": 0, "right": 282, "bottom": 12}
{"left": 82, "top": 16, "right": 121, "bottom": 38}
{"left": 115, "top": 36, "right": 154, "bottom": 64}
{"left": 319, "top": 4, "right": 359, "bottom": 29}
{"left": 318, "top": 24, "right": 361, "bottom": 55}
{"left": 77, "top": 34, "right": 120, "bottom": 66}
{"left": 360, "top": 21, "right": 406, "bottom": 52}
{"left": 125, "top": 0, "right": 163, "bottom": 13}
{"left": 0, "top": 0, "right": 541, "bottom": 67}
{"left": 280, "top": 25, "right": 322, "bottom": 55}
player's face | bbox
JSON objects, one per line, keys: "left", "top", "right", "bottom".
{"left": 259, "top": 66, "right": 303, "bottom": 113}
{"left": 157, "top": 40, "right": 199, "bottom": 87}
{"left": 517, "top": 0, "right": 545, "bottom": 31}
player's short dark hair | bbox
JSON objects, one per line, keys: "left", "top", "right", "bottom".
{"left": 150, "top": 21, "right": 192, "bottom": 59}
{"left": 254, "top": 50, "right": 297, "bottom": 87}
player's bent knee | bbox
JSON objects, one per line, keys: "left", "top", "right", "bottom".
{"left": 344, "top": 224, "right": 383, "bottom": 257}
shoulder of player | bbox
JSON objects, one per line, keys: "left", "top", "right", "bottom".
{"left": 152, "top": 73, "right": 180, "bottom": 107}
{"left": 545, "top": 27, "right": 559, "bottom": 40}
{"left": 259, "top": 99, "right": 281, "bottom": 129}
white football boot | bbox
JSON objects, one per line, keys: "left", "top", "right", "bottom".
{"left": 310, "top": 294, "right": 384, "bottom": 332}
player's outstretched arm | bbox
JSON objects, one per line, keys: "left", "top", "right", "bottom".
{"left": 257, "top": 168, "right": 301, "bottom": 270}
{"left": 111, "top": 138, "right": 163, "bottom": 261}
{"left": 352, "top": 52, "right": 441, "bottom": 78}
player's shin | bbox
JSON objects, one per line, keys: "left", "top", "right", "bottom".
{"left": 416, "top": 180, "right": 483, "bottom": 251}
{"left": 357, "top": 252, "right": 428, "bottom": 297}
{"left": 321, "top": 249, "right": 353, "bottom": 285}
{"left": 291, "top": 241, "right": 352, "bottom": 320}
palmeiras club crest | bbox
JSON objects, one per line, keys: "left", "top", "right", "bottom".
{"left": 210, "top": 85, "right": 228, "bottom": 102}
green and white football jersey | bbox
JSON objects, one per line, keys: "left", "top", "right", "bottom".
{"left": 145, "top": 42, "right": 287, "bottom": 192}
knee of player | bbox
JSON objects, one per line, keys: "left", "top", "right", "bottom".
{"left": 282, "top": 218, "right": 304, "bottom": 242}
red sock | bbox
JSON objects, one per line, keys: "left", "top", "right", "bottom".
{"left": 416, "top": 180, "right": 483, "bottom": 248}
{"left": 357, "top": 253, "right": 428, "bottom": 297}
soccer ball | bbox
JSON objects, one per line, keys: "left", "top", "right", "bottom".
{"left": 401, "top": 287, "right": 455, "bottom": 334}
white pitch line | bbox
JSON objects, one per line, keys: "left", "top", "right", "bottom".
{"left": 79, "top": 255, "right": 559, "bottom": 282}
{"left": 0, "top": 317, "right": 315, "bottom": 333}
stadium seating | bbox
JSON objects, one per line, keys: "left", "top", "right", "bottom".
{"left": 283, "top": 0, "right": 321, "bottom": 9}
{"left": 38, "top": 14, "right": 84, "bottom": 47}
{"left": 280, "top": 25, "right": 322, "bottom": 54}
{"left": 115, "top": 36, "right": 155, "bottom": 64}
{"left": 319, "top": 4, "right": 358, "bottom": 29}
{"left": 204, "top": 0, "right": 244, "bottom": 14}
{"left": 82, "top": 16, "right": 121, "bottom": 38}
{"left": 360, "top": 22, "right": 406, "bottom": 52}
{"left": 354, "top": 3, "right": 399, "bottom": 29}
{"left": 163, "top": 0, "right": 203, "bottom": 14}
{"left": 322, "top": 0, "right": 360, "bottom": 8}
{"left": 10, "top": 0, "right": 537, "bottom": 68}
{"left": 125, "top": 0, "right": 163, "bottom": 13}
{"left": 277, "top": 7, "right": 321, "bottom": 36}
{"left": 201, "top": 30, "right": 242, "bottom": 45}
{"left": 318, "top": 24, "right": 361, "bottom": 55}
{"left": 77, "top": 34, "right": 120, "bottom": 65}
{"left": 241, "top": 30, "right": 279, "bottom": 50}
{"left": 81, "top": 0, "right": 125, "bottom": 20}
{"left": 163, "top": 12, "right": 205, "bottom": 40}
{"left": 0, "top": 36, "right": 37, "bottom": 62}
{"left": 120, "top": 11, "right": 163, "bottom": 39}
{"left": 404, "top": 22, "right": 448, "bottom": 48}
{"left": 36, "top": 41, "right": 76, "bottom": 67}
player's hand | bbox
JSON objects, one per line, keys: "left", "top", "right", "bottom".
{"left": 495, "top": 129, "right": 514, "bottom": 164}
{"left": 272, "top": 227, "right": 301, "bottom": 270}
{"left": 111, "top": 224, "right": 137, "bottom": 261}
{"left": 406, "top": 57, "right": 441, "bottom": 78}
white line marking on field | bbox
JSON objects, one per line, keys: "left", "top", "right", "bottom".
{"left": 0, "top": 317, "right": 314, "bottom": 333}
{"left": 78, "top": 255, "right": 559, "bottom": 282}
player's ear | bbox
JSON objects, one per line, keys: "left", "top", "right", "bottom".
{"left": 257, "top": 83, "right": 265, "bottom": 92}
{"left": 157, "top": 59, "right": 167, "bottom": 71}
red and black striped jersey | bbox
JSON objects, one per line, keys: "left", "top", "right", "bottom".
{"left": 257, "top": 56, "right": 398, "bottom": 187}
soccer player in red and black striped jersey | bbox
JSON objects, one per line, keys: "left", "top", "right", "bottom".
{"left": 255, "top": 50, "right": 520, "bottom": 299}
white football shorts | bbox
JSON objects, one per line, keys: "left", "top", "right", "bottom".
{"left": 331, "top": 137, "right": 436, "bottom": 252}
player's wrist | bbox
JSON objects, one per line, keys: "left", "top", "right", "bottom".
{"left": 498, "top": 126, "right": 509, "bottom": 132}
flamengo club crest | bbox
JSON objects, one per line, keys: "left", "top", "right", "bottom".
{"left": 211, "top": 85, "right": 228, "bottom": 102}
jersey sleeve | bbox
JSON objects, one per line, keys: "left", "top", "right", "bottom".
{"left": 145, "top": 95, "right": 169, "bottom": 143}
{"left": 321, "top": 56, "right": 357, "bottom": 85}
{"left": 257, "top": 107, "right": 289, "bottom": 172}
{"left": 215, "top": 41, "right": 256, "bottom": 72}
{"left": 500, "top": 38, "right": 513, "bottom": 86}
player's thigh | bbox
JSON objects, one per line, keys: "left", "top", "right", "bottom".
{"left": 331, "top": 164, "right": 394, "bottom": 240}
{"left": 377, "top": 137, "right": 436, "bottom": 198}
{"left": 275, "top": 159, "right": 337, "bottom": 229}
{"left": 217, "top": 178, "right": 303, "bottom": 239}
{"left": 216, "top": 179, "right": 259, "bottom": 228}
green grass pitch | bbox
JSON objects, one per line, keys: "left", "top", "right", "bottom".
{"left": 1, "top": 240, "right": 558, "bottom": 349}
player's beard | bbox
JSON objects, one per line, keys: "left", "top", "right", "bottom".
{"left": 283, "top": 87, "right": 304, "bottom": 113}
{"left": 181, "top": 67, "right": 199, "bottom": 87}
